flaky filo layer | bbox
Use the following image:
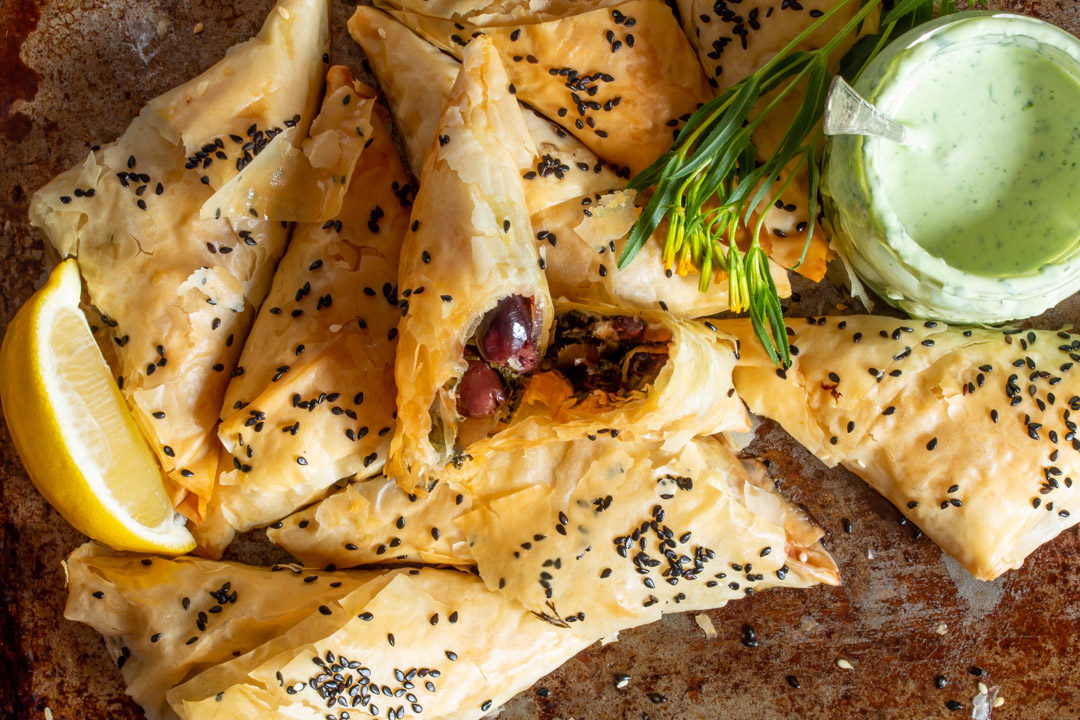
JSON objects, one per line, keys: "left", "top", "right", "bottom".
{"left": 64, "top": 542, "right": 374, "bottom": 720}
{"left": 65, "top": 542, "right": 595, "bottom": 720}
{"left": 388, "top": 36, "right": 553, "bottom": 488}
{"left": 717, "top": 316, "right": 1080, "bottom": 580}
{"left": 457, "top": 435, "right": 838, "bottom": 637}
{"left": 349, "top": 7, "right": 775, "bottom": 319}
{"left": 165, "top": 568, "right": 594, "bottom": 720}
{"left": 206, "top": 73, "right": 411, "bottom": 546}
{"left": 376, "top": 0, "right": 711, "bottom": 174}
{"left": 269, "top": 432, "right": 829, "bottom": 605}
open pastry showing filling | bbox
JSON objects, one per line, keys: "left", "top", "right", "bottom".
{"left": 542, "top": 309, "right": 671, "bottom": 398}
{"left": 446, "top": 305, "right": 673, "bottom": 452}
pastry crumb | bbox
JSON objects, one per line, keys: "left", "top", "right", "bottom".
{"left": 694, "top": 613, "right": 717, "bottom": 638}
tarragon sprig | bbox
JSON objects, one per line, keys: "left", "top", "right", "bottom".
{"left": 619, "top": 0, "right": 969, "bottom": 367}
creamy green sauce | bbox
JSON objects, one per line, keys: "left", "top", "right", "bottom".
{"left": 871, "top": 40, "right": 1080, "bottom": 277}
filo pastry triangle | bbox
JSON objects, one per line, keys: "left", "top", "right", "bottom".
{"left": 266, "top": 434, "right": 837, "bottom": 616}
{"left": 64, "top": 542, "right": 374, "bottom": 720}
{"left": 374, "top": 0, "right": 711, "bottom": 174}
{"left": 28, "top": 0, "right": 331, "bottom": 521}
{"left": 387, "top": 35, "right": 554, "bottom": 488}
{"left": 459, "top": 435, "right": 837, "bottom": 636}
{"left": 348, "top": 6, "right": 622, "bottom": 210}
{"left": 717, "top": 315, "right": 1080, "bottom": 580}
{"left": 164, "top": 569, "right": 594, "bottom": 720}
{"left": 66, "top": 544, "right": 594, "bottom": 720}
{"left": 204, "top": 69, "right": 410, "bottom": 547}
{"left": 349, "top": 7, "right": 788, "bottom": 317}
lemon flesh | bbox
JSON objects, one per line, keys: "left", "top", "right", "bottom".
{"left": 0, "top": 260, "right": 195, "bottom": 554}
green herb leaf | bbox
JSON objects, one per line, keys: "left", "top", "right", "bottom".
{"left": 622, "top": 0, "right": 947, "bottom": 366}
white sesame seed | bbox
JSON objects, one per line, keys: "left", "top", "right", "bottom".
{"left": 836, "top": 658, "right": 853, "bottom": 670}
{"left": 936, "top": 622, "right": 948, "bottom": 635}
{"left": 993, "top": 697, "right": 1005, "bottom": 708}
{"left": 694, "top": 613, "right": 717, "bottom": 639}
{"left": 192, "top": 21, "right": 204, "bottom": 34}
{"left": 978, "top": 682, "right": 988, "bottom": 695}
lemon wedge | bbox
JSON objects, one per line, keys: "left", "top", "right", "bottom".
{"left": 0, "top": 259, "right": 195, "bottom": 554}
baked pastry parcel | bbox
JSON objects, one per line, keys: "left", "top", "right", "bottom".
{"left": 387, "top": 36, "right": 555, "bottom": 488}
{"left": 348, "top": 6, "right": 621, "bottom": 211}
{"left": 717, "top": 315, "right": 1080, "bottom": 580}
{"left": 203, "top": 71, "right": 410, "bottom": 548}
{"left": 456, "top": 434, "right": 839, "bottom": 636}
{"left": 164, "top": 567, "right": 593, "bottom": 720}
{"left": 532, "top": 190, "right": 792, "bottom": 316}
{"left": 349, "top": 6, "right": 792, "bottom": 317}
{"left": 672, "top": 0, "right": 865, "bottom": 282}
{"left": 374, "top": 0, "right": 712, "bottom": 174}
{"left": 268, "top": 436, "right": 839, "bottom": 624}
{"left": 64, "top": 542, "right": 374, "bottom": 720}
{"left": 66, "top": 543, "right": 593, "bottom": 720}
{"left": 28, "top": 0, "right": 331, "bottom": 521}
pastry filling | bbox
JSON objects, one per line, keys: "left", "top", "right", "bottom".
{"left": 541, "top": 310, "right": 670, "bottom": 398}
{"left": 437, "top": 306, "right": 673, "bottom": 453}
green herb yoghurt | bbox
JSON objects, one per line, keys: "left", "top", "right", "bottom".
{"left": 824, "top": 12, "right": 1080, "bottom": 323}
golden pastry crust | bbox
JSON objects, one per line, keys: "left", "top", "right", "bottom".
{"left": 206, "top": 73, "right": 410, "bottom": 544}
{"left": 378, "top": 0, "right": 711, "bottom": 173}
{"left": 534, "top": 190, "right": 792, "bottom": 316}
{"left": 28, "top": 0, "right": 331, "bottom": 521}
{"left": 64, "top": 542, "right": 375, "bottom": 720}
{"left": 348, "top": 8, "right": 768, "bottom": 318}
{"left": 455, "top": 435, "right": 838, "bottom": 635}
{"left": 388, "top": 36, "right": 553, "bottom": 489}
{"left": 349, "top": 6, "right": 624, "bottom": 212}
{"left": 166, "top": 568, "right": 593, "bottom": 720}
{"left": 268, "top": 476, "right": 473, "bottom": 568}
{"left": 719, "top": 315, "right": 1080, "bottom": 580}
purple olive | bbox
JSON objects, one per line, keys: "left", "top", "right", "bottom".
{"left": 478, "top": 295, "right": 539, "bottom": 372}
{"left": 457, "top": 358, "right": 507, "bottom": 418}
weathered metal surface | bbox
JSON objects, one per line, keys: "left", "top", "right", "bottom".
{"left": 2, "top": 1, "right": 1079, "bottom": 718}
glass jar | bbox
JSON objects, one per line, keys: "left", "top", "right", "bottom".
{"left": 823, "top": 12, "right": 1080, "bottom": 323}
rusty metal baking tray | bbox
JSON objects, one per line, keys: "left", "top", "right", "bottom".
{"left": 3, "top": 1, "right": 1080, "bottom": 718}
